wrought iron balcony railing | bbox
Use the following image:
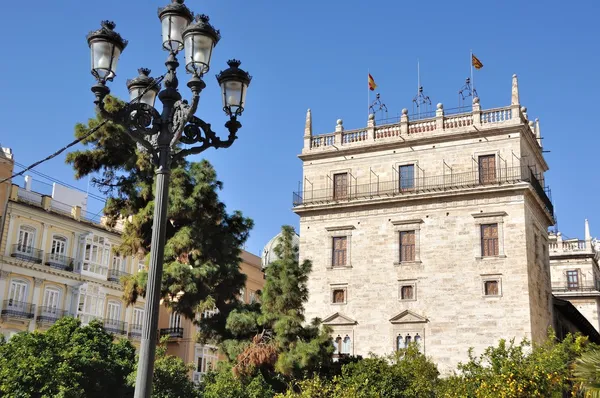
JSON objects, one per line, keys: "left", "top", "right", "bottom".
{"left": 129, "top": 324, "right": 143, "bottom": 340}
{"left": 44, "top": 253, "right": 75, "bottom": 271}
{"left": 552, "top": 283, "right": 600, "bottom": 293}
{"left": 37, "top": 307, "right": 69, "bottom": 324}
{"left": 159, "top": 327, "right": 184, "bottom": 339}
{"left": 293, "top": 166, "right": 553, "bottom": 217}
{"left": 108, "top": 269, "right": 130, "bottom": 283}
{"left": 1, "top": 300, "right": 36, "bottom": 319}
{"left": 104, "top": 319, "right": 128, "bottom": 335}
{"left": 10, "top": 244, "right": 43, "bottom": 264}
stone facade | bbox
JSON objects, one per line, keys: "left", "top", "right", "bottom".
{"left": 549, "top": 220, "right": 600, "bottom": 332}
{"left": 294, "top": 75, "right": 555, "bottom": 373}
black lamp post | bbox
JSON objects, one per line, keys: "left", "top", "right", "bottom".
{"left": 85, "top": 2, "right": 251, "bottom": 397}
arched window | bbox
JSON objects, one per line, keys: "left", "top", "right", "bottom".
{"left": 396, "top": 335, "right": 405, "bottom": 351}
{"left": 42, "top": 287, "right": 61, "bottom": 313}
{"left": 17, "top": 225, "right": 36, "bottom": 253}
{"left": 335, "top": 335, "right": 342, "bottom": 354}
{"left": 414, "top": 334, "right": 421, "bottom": 346}
{"left": 8, "top": 279, "right": 29, "bottom": 308}
{"left": 342, "top": 335, "right": 351, "bottom": 354}
{"left": 405, "top": 335, "right": 412, "bottom": 346}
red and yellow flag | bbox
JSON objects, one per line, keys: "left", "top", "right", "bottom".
{"left": 472, "top": 54, "right": 483, "bottom": 70}
{"left": 368, "top": 73, "right": 377, "bottom": 91}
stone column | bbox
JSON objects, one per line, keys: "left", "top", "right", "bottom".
{"left": 67, "top": 286, "right": 80, "bottom": 316}
{"left": 400, "top": 109, "right": 409, "bottom": 135}
{"left": 585, "top": 219, "right": 592, "bottom": 249}
{"left": 367, "top": 114, "right": 375, "bottom": 141}
{"left": 40, "top": 223, "right": 48, "bottom": 255}
{"left": 435, "top": 103, "right": 444, "bottom": 130}
{"left": 29, "top": 278, "right": 44, "bottom": 331}
{"left": 4, "top": 214, "right": 15, "bottom": 256}
{"left": 303, "top": 109, "right": 312, "bottom": 150}
{"left": 472, "top": 97, "right": 481, "bottom": 127}
{"left": 0, "top": 270, "right": 10, "bottom": 303}
{"left": 510, "top": 74, "right": 521, "bottom": 118}
{"left": 334, "top": 119, "right": 344, "bottom": 145}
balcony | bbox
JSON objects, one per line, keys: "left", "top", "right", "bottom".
{"left": 107, "top": 269, "right": 130, "bottom": 283}
{"left": 103, "top": 319, "right": 128, "bottom": 336}
{"left": 10, "top": 244, "right": 43, "bottom": 264}
{"left": 129, "top": 324, "right": 143, "bottom": 340}
{"left": 44, "top": 253, "right": 75, "bottom": 272}
{"left": 552, "top": 283, "right": 600, "bottom": 294}
{"left": 293, "top": 166, "right": 553, "bottom": 217}
{"left": 1, "top": 300, "right": 36, "bottom": 320}
{"left": 159, "top": 327, "right": 184, "bottom": 339}
{"left": 37, "top": 307, "right": 69, "bottom": 325}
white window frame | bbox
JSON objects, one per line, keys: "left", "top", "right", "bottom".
{"left": 76, "top": 285, "right": 105, "bottom": 324}
{"left": 169, "top": 312, "right": 182, "bottom": 330}
{"left": 8, "top": 279, "right": 29, "bottom": 306}
{"left": 16, "top": 225, "right": 36, "bottom": 253}
{"left": 81, "top": 235, "right": 112, "bottom": 276}
{"left": 193, "top": 345, "right": 218, "bottom": 383}
{"left": 42, "top": 286, "right": 61, "bottom": 311}
{"left": 133, "top": 308, "right": 144, "bottom": 328}
{"left": 106, "top": 300, "right": 122, "bottom": 322}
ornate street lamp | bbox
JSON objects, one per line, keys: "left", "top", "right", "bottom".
{"left": 85, "top": 1, "right": 251, "bottom": 397}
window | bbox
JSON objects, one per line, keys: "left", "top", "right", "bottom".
{"left": 17, "top": 225, "right": 36, "bottom": 253}
{"left": 481, "top": 224, "right": 499, "bottom": 257}
{"left": 137, "top": 258, "right": 146, "bottom": 272}
{"left": 169, "top": 312, "right": 182, "bottom": 330}
{"left": 478, "top": 154, "right": 496, "bottom": 184}
{"left": 484, "top": 280, "right": 499, "bottom": 296}
{"left": 333, "top": 173, "right": 348, "bottom": 200}
{"left": 106, "top": 301, "right": 121, "bottom": 322}
{"left": 332, "top": 288, "right": 346, "bottom": 304}
{"left": 81, "top": 235, "right": 111, "bottom": 276}
{"left": 397, "top": 334, "right": 422, "bottom": 352}
{"left": 399, "top": 231, "right": 416, "bottom": 262}
{"left": 203, "top": 307, "right": 219, "bottom": 320}
{"left": 567, "top": 270, "right": 579, "bottom": 290}
{"left": 400, "top": 285, "right": 414, "bottom": 300}
{"left": 249, "top": 291, "right": 257, "bottom": 304}
{"left": 396, "top": 335, "right": 405, "bottom": 351}
{"left": 333, "top": 334, "right": 352, "bottom": 356}
{"left": 50, "top": 235, "right": 67, "bottom": 257}
{"left": 8, "top": 279, "right": 28, "bottom": 307}
{"left": 42, "top": 287, "right": 61, "bottom": 312}
{"left": 399, "top": 164, "right": 415, "bottom": 190}
{"left": 332, "top": 237, "right": 348, "bottom": 267}
{"left": 112, "top": 256, "right": 125, "bottom": 272}
{"left": 196, "top": 345, "right": 218, "bottom": 375}
{"left": 77, "top": 285, "right": 104, "bottom": 324}
{"left": 239, "top": 287, "right": 246, "bottom": 302}
{"left": 133, "top": 308, "right": 144, "bottom": 328}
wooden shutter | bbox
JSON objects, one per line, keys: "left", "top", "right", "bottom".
{"left": 401, "top": 285, "right": 414, "bottom": 300}
{"left": 400, "top": 231, "right": 416, "bottom": 261}
{"left": 484, "top": 280, "right": 499, "bottom": 296}
{"left": 332, "top": 289, "right": 345, "bottom": 303}
{"left": 332, "top": 237, "right": 347, "bottom": 266}
{"left": 478, "top": 155, "right": 496, "bottom": 184}
{"left": 481, "top": 224, "right": 499, "bottom": 256}
{"left": 333, "top": 173, "right": 348, "bottom": 200}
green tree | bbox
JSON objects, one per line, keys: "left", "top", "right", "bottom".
{"left": 127, "top": 337, "right": 201, "bottom": 398}
{"left": 439, "top": 332, "right": 591, "bottom": 398}
{"left": 67, "top": 97, "right": 253, "bottom": 338}
{"left": 574, "top": 348, "right": 600, "bottom": 397}
{"left": 211, "top": 226, "right": 333, "bottom": 392}
{"left": 0, "top": 317, "right": 135, "bottom": 397}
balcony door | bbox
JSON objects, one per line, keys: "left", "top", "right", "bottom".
{"left": 42, "top": 288, "right": 61, "bottom": 315}
{"left": 169, "top": 312, "right": 182, "bottom": 330}
{"left": 50, "top": 236, "right": 67, "bottom": 263}
{"left": 478, "top": 155, "right": 496, "bottom": 184}
{"left": 17, "top": 226, "right": 36, "bottom": 254}
{"left": 106, "top": 302, "right": 121, "bottom": 325}
{"left": 399, "top": 164, "right": 415, "bottom": 191}
{"left": 333, "top": 173, "right": 348, "bottom": 200}
{"left": 566, "top": 270, "right": 579, "bottom": 290}
{"left": 8, "top": 280, "right": 28, "bottom": 310}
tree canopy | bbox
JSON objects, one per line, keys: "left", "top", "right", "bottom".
{"left": 67, "top": 97, "right": 253, "bottom": 337}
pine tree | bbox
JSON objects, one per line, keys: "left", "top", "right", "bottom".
{"left": 228, "top": 226, "right": 334, "bottom": 382}
{"left": 67, "top": 96, "right": 253, "bottom": 339}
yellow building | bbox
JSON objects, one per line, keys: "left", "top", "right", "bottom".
{"left": 158, "top": 250, "right": 264, "bottom": 382}
{"left": 0, "top": 150, "right": 265, "bottom": 382}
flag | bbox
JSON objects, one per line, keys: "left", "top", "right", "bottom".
{"left": 368, "top": 73, "right": 377, "bottom": 91}
{"left": 472, "top": 54, "right": 483, "bottom": 70}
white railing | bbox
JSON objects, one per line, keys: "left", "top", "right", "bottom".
{"left": 50, "top": 200, "right": 73, "bottom": 216}
{"left": 311, "top": 134, "right": 335, "bottom": 148}
{"left": 342, "top": 129, "right": 367, "bottom": 144}
{"left": 17, "top": 189, "right": 43, "bottom": 206}
{"left": 481, "top": 108, "right": 512, "bottom": 124}
{"left": 444, "top": 114, "right": 473, "bottom": 129}
{"left": 374, "top": 125, "right": 401, "bottom": 139}
{"left": 549, "top": 239, "right": 593, "bottom": 254}
{"left": 408, "top": 119, "right": 436, "bottom": 134}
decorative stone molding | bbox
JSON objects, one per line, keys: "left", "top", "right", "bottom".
{"left": 33, "top": 277, "right": 44, "bottom": 287}
{"left": 0, "top": 270, "right": 10, "bottom": 280}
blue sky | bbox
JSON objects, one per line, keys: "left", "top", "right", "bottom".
{"left": 1, "top": 0, "right": 599, "bottom": 254}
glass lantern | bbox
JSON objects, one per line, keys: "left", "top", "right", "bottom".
{"left": 158, "top": 0, "right": 193, "bottom": 52}
{"left": 216, "top": 60, "right": 252, "bottom": 117}
{"left": 126, "top": 68, "right": 161, "bottom": 107}
{"left": 86, "top": 21, "right": 128, "bottom": 82}
{"left": 182, "top": 14, "right": 221, "bottom": 75}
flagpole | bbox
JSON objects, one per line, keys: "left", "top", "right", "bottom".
{"left": 368, "top": 69, "right": 370, "bottom": 119}
{"left": 470, "top": 49, "right": 474, "bottom": 98}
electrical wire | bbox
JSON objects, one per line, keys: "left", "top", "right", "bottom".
{"left": 0, "top": 74, "right": 165, "bottom": 186}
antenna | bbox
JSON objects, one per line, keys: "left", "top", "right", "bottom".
{"left": 412, "top": 59, "right": 432, "bottom": 118}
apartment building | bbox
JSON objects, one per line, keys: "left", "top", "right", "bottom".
{"left": 293, "top": 75, "right": 561, "bottom": 372}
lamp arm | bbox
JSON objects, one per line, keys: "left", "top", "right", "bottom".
{"left": 173, "top": 116, "right": 242, "bottom": 161}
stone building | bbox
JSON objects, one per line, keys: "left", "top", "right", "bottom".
{"left": 549, "top": 219, "right": 600, "bottom": 333}
{"left": 293, "top": 75, "right": 558, "bottom": 372}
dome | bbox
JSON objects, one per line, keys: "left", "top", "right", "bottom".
{"left": 261, "top": 230, "right": 300, "bottom": 269}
